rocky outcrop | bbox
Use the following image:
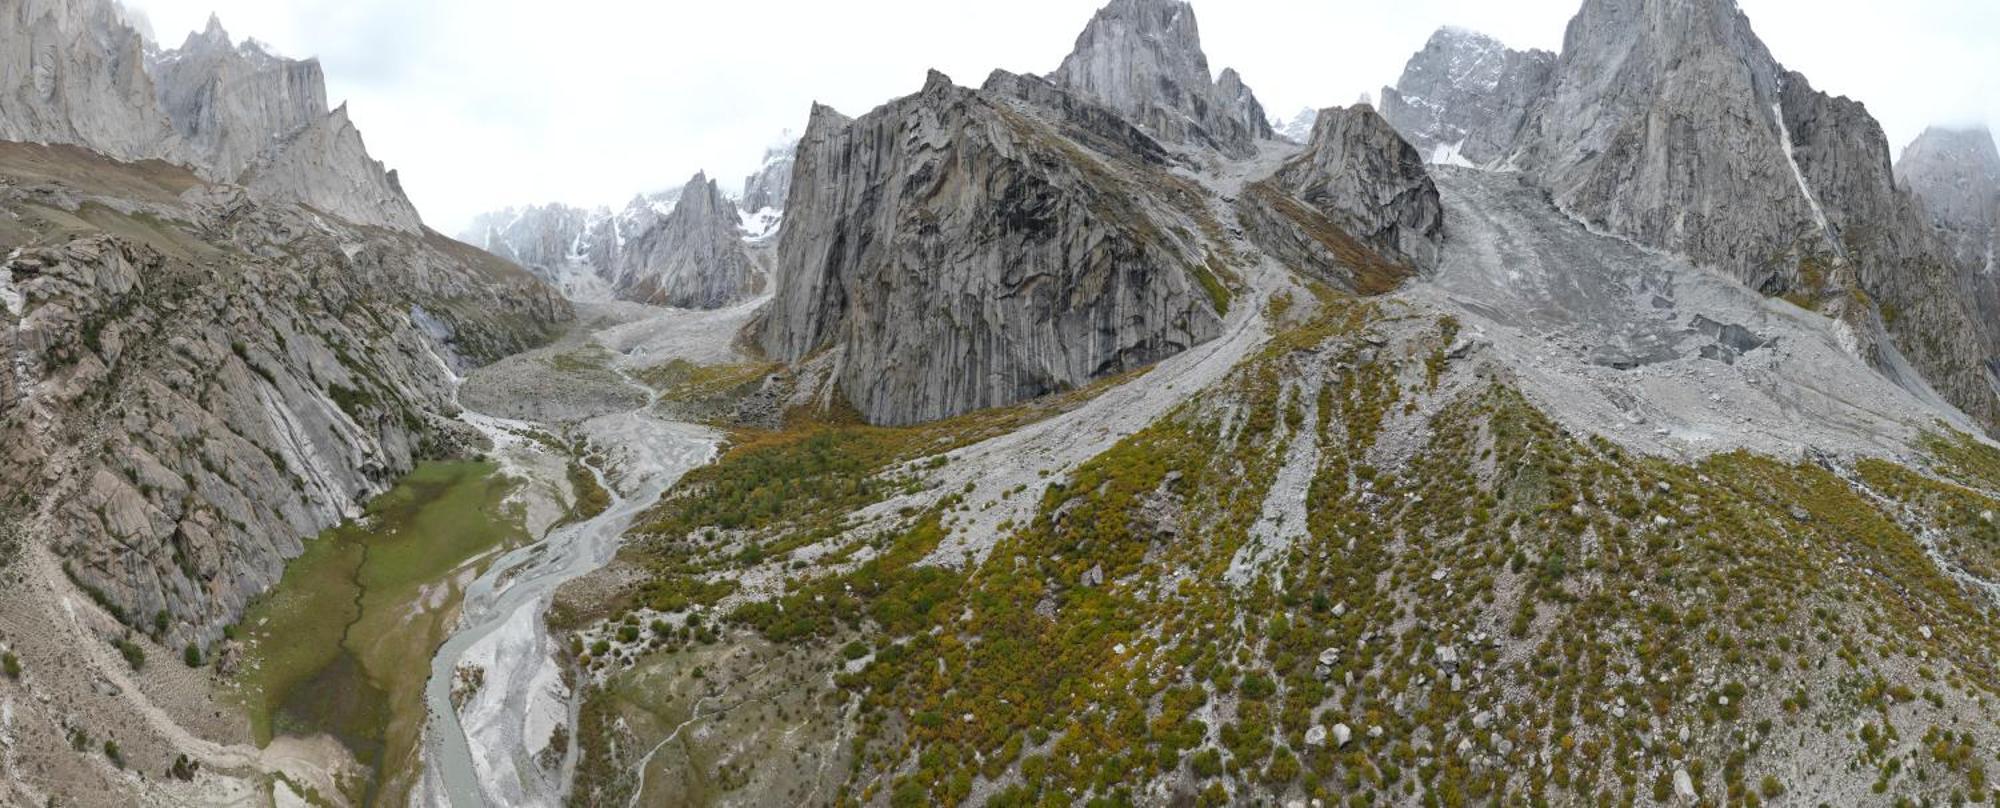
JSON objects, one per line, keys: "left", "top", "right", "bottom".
{"left": 1237, "top": 106, "right": 1443, "bottom": 290}
{"left": 760, "top": 70, "right": 1227, "bottom": 425}
{"left": 463, "top": 177, "right": 759, "bottom": 310}
{"left": 1378, "top": 28, "right": 1554, "bottom": 167}
{"left": 0, "top": 0, "right": 184, "bottom": 164}
{"left": 1049, "top": 0, "right": 1272, "bottom": 158}
{"left": 0, "top": 142, "right": 568, "bottom": 646}
{"left": 614, "top": 173, "right": 758, "bottom": 309}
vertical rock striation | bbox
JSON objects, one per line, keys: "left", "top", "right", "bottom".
{"left": 0, "top": 0, "right": 184, "bottom": 164}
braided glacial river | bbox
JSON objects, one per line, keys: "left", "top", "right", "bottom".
{"left": 413, "top": 303, "right": 747, "bottom": 806}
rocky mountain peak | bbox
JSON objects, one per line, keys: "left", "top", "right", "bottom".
{"left": 761, "top": 68, "right": 1228, "bottom": 424}
{"left": 1273, "top": 105, "right": 1445, "bottom": 273}
{"left": 1378, "top": 27, "right": 1554, "bottom": 166}
{"left": 607, "top": 170, "right": 758, "bottom": 309}
{"left": 1050, "top": 0, "right": 1273, "bottom": 157}
{"left": 152, "top": 14, "right": 330, "bottom": 183}
{"left": 1496, "top": 0, "right": 2000, "bottom": 428}
{"left": 740, "top": 131, "right": 798, "bottom": 220}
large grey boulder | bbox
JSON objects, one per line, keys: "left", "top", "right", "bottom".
{"left": 1049, "top": 0, "right": 1272, "bottom": 158}
{"left": 614, "top": 172, "right": 759, "bottom": 309}
{"left": 1378, "top": 28, "right": 1555, "bottom": 167}
{"left": 759, "top": 70, "right": 1227, "bottom": 425}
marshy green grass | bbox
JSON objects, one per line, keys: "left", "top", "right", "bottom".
{"left": 235, "top": 461, "right": 526, "bottom": 806}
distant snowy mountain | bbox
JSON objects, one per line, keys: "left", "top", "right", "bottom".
{"left": 1273, "top": 107, "right": 1317, "bottom": 143}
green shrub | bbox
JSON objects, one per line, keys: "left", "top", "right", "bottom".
{"left": 113, "top": 638, "right": 145, "bottom": 670}
{"left": 183, "top": 644, "right": 203, "bottom": 668}
{"left": 2, "top": 651, "right": 19, "bottom": 680}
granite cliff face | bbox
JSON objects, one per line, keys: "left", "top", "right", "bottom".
{"left": 614, "top": 172, "right": 759, "bottom": 308}
{"left": 1443, "top": 0, "right": 2000, "bottom": 430}
{"left": 1049, "top": 0, "right": 1272, "bottom": 158}
{"left": 2, "top": 0, "right": 424, "bottom": 233}
{"left": 1238, "top": 105, "right": 1444, "bottom": 286}
{"left": 151, "top": 19, "right": 423, "bottom": 232}
{"left": 1898, "top": 126, "right": 2000, "bottom": 362}
{"left": 1378, "top": 28, "right": 1554, "bottom": 167}
{"left": 1898, "top": 126, "right": 2000, "bottom": 274}
{"left": 759, "top": 70, "right": 1228, "bottom": 425}
{"left": 0, "top": 142, "right": 567, "bottom": 646}
{"left": 149, "top": 17, "right": 325, "bottom": 182}
{"left": 0, "top": 0, "right": 184, "bottom": 164}
{"left": 232, "top": 103, "right": 424, "bottom": 232}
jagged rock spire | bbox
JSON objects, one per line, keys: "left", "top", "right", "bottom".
{"left": 1050, "top": 0, "right": 1273, "bottom": 157}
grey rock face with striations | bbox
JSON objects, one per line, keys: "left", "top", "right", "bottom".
{"left": 230, "top": 103, "right": 424, "bottom": 233}
{"left": 1, "top": 0, "right": 426, "bottom": 233}
{"left": 1486, "top": 0, "right": 2000, "bottom": 430}
{"left": 1509, "top": 0, "right": 1821, "bottom": 294}
{"left": 149, "top": 16, "right": 326, "bottom": 182}
{"left": 1049, "top": 0, "right": 1272, "bottom": 158}
{"left": 0, "top": 0, "right": 184, "bottom": 164}
{"left": 760, "top": 70, "right": 1227, "bottom": 426}
{"left": 1378, "top": 27, "right": 1554, "bottom": 167}
{"left": 0, "top": 143, "right": 568, "bottom": 646}
{"left": 1249, "top": 105, "right": 1445, "bottom": 278}
{"left": 613, "top": 172, "right": 758, "bottom": 309}
{"left": 1898, "top": 126, "right": 2000, "bottom": 360}
{"left": 149, "top": 17, "right": 424, "bottom": 232}
{"left": 1898, "top": 126, "right": 2000, "bottom": 275}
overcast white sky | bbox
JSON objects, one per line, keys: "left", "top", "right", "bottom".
{"left": 119, "top": 0, "right": 2000, "bottom": 235}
